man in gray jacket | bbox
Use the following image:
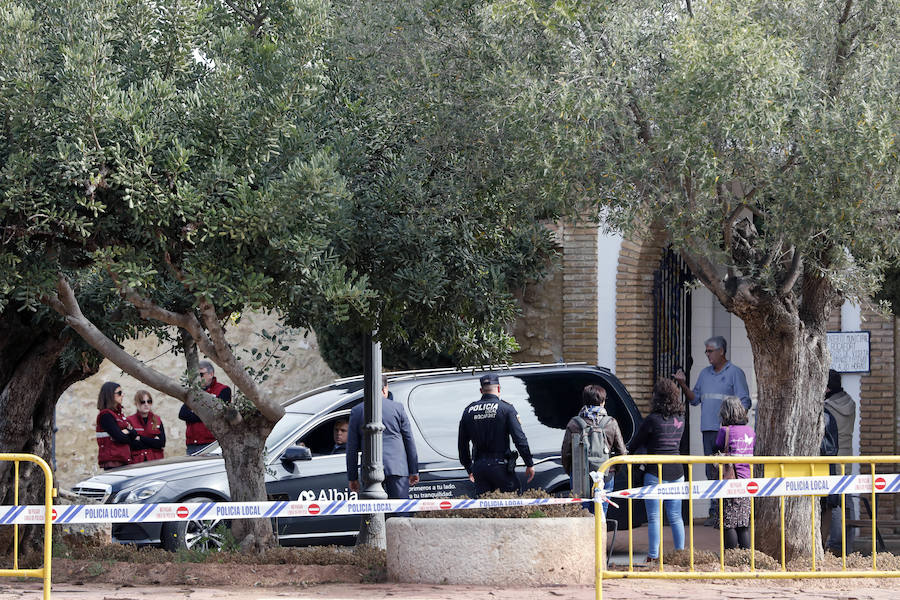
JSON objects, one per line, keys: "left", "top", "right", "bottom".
{"left": 824, "top": 369, "right": 858, "bottom": 554}
{"left": 346, "top": 376, "right": 419, "bottom": 499}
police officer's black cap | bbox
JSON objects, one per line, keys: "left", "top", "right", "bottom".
{"left": 479, "top": 373, "right": 500, "bottom": 386}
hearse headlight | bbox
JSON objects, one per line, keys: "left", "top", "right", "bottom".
{"left": 113, "top": 480, "right": 167, "bottom": 503}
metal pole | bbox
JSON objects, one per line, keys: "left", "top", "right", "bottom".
{"left": 356, "top": 332, "right": 387, "bottom": 548}
{"left": 595, "top": 478, "right": 603, "bottom": 600}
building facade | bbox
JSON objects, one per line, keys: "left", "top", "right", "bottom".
{"left": 512, "top": 222, "right": 899, "bottom": 519}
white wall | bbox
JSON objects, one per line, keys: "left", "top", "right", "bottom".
{"left": 597, "top": 233, "right": 622, "bottom": 371}
{"left": 839, "top": 301, "right": 862, "bottom": 472}
{"left": 687, "top": 294, "right": 864, "bottom": 471}
{"left": 688, "top": 287, "right": 714, "bottom": 459}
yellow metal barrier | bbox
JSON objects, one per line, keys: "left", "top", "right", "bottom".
{"left": 594, "top": 455, "right": 900, "bottom": 600}
{"left": 0, "top": 454, "right": 53, "bottom": 600}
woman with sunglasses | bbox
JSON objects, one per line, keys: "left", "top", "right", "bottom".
{"left": 95, "top": 381, "right": 139, "bottom": 470}
{"left": 126, "top": 390, "right": 166, "bottom": 463}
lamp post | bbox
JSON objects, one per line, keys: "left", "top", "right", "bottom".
{"left": 356, "top": 332, "right": 387, "bottom": 548}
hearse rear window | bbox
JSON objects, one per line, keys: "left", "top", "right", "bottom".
{"left": 408, "top": 373, "right": 628, "bottom": 459}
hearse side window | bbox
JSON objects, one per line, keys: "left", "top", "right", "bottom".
{"left": 520, "top": 373, "right": 636, "bottom": 443}
{"left": 295, "top": 414, "right": 351, "bottom": 457}
{"left": 407, "top": 373, "right": 632, "bottom": 459}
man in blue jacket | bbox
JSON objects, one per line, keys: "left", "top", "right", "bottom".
{"left": 346, "top": 376, "right": 419, "bottom": 499}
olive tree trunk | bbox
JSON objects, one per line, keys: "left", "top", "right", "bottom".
{"left": 0, "top": 309, "right": 96, "bottom": 556}
{"left": 177, "top": 329, "right": 278, "bottom": 551}
{"left": 741, "top": 300, "right": 829, "bottom": 560}
{"left": 682, "top": 249, "right": 838, "bottom": 561}
{"left": 213, "top": 414, "right": 276, "bottom": 552}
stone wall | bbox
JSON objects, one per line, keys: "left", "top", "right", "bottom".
{"left": 561, "top": 222, "right": 599, "bottom": 364}
{"left": 825, "top": 306, "right": 899, "bottom": 521}
{"left": 511, "top": 270, "right": 564, "bottom": 364}
{"left": 511, "top": 221, "right": 599, "bottom": 366}
{"left": 859, "top": 309, "right": 896, "bottom": 456}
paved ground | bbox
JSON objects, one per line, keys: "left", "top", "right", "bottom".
{"left": 5, "top": 579, "right": 900, "bottom": 600}
{"left": 5, "top": 519, "right": 897, "bottom": 599}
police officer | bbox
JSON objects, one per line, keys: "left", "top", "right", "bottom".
{"left": 458, "top": 373, "right": 535, "bottom": 495}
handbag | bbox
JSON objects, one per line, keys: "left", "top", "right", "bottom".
{"left": 720, "top": 426, "right": 737, "bottom": 480}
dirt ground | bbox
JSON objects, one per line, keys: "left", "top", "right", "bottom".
{"left": 6, "top": 526, "right": 899, "bottom": 599}
{"left": 0, "top": 555, "right": 882, "bottom": 600}
{"left": 51, "top": 558, "right": 368, "bottom": 587}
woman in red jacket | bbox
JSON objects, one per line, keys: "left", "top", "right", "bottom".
{"left": 126, "top": 390, "right": 166, "bottom": 463}
{"left": 95, "top": 382, "right": 138, "bottom": 470}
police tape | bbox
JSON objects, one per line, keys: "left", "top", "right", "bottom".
{"left": 609, "top": 472, "right": 900, "bottom": 500}
{"left": 3, "top": 473, "right": 897, "bottom": 525}
{"left": 0, "top": 496, "right": 589, "bottom": 526}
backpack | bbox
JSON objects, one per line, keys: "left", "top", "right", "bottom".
{"left": 570, "top": 415, "right": 612, "bottom": 499}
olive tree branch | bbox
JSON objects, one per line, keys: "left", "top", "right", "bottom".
{"left": 777, "top": 246, "right": 803, "bottom": 297}
{"left": 44, "top": 277, "right": 187, "bottom": 401}
{"left": 196, "top": 300, "right": 284, "bottom": 423}
{"left": 677, "top": 247, "right": 735, "bottom": 311}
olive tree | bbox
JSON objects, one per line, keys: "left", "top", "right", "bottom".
{"left": 312, "top": 1, "right": 569, "bottom": 547}
{"left": 484, "top": 0, "right": 900, "bottom": 557}
{"left": 315, "top": 0, "right": 564, "bottom": 365}
{"left": 2, "top": 0, "right": 565, "bottom": 553}
{"left": 1, "top": 0, "right": 370, "bottom": 550}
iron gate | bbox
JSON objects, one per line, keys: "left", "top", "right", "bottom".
{"left": 652, "top": 245, "right": 693, "bottom": 395}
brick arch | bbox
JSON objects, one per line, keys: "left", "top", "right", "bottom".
{"left": 614, "top": 226, "right": 669, "bottom": 414}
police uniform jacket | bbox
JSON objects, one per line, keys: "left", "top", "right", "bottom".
{"left": 457, "top": 394, "right": 534, "bottom": 473}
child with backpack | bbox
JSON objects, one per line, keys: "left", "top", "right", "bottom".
{"left": 561, "top": 384, "right": 627, "bottom": 515}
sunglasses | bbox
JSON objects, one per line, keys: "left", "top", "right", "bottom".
{"left": 114, "top": 390, "right": 123, "bottom": 396}
{"left": 139, "top": 399, "right": 152, "bottom": 405}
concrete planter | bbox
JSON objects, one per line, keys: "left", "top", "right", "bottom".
{"left": 385, "top": 516, "right": 602, "bottom": 585}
